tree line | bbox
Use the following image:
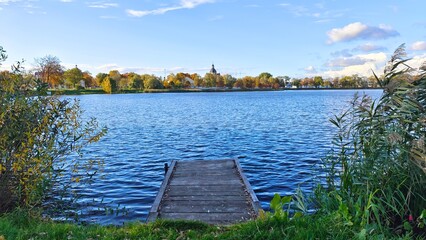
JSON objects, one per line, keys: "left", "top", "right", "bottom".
{"left": 2, "top": 54, "right": 420, "bottom": 93}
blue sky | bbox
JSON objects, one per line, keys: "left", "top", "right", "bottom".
{"left": 1, "top": 0, "right": 425, "bottom": 78}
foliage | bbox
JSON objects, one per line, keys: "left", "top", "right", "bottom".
{"left": 3, "top": 208, "right": 416, "bottom": 240}
{"left": 144, "top": 76, "right": 163, "bottom": 90}
{"left": 0, "top": 47, "right": 106, "bottom": 213}
{"left": 63, "top": 66, "right": 83, "bottom": 89}
{"left": 318, "top": 44, "right": 426, "bottom": 237}
{"left": 34, "top": 55, "right": 64, "bottom": 88}
{"left": 101, "top": 76, "right": 117, "bottom": 93}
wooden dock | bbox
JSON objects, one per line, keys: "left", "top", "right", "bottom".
{"left": 147, "top": 159, "right": 260, "bottom": 225}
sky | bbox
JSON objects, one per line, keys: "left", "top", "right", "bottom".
{"left": 0, "top": 0, "right": 425, "bottom": 79}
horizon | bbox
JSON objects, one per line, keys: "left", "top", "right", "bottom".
{"left": 1, "top": 0, "right": 425, "bottom": 78}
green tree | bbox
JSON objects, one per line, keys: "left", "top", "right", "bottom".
{"left": 64, "top": 66, "right": 83, "bottom": 89}
{"left": 223, "top": 74, "right": 236, "bottom": 89}
{"left": 144, "top": 77, "right": 163, "bottom": 89}
{"left": 339, "top": 76, "right": 355, "bottom": 88}
{"left": 204, "top": 73, "right": 217, "bottom": 88}
{"left": 128, "top": 73, "right": 143, "bottom": 90}
{"left": 313, "top": 76, "right": 324, "bottom": 88}
{"left": 292, "top": 78, "right": 301, "bottom": 88}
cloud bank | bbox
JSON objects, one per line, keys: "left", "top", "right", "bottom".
{"left": 127, "top": 0, "right": 215, "bottom": 17}
{"left": 327, "top": 22, "right": 399, "bottom": 44}
{"left": 411, "top": 41, "right": 426, "bottom": 51}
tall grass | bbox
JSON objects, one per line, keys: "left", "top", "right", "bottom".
{"left": 317, "top": 44, "right": 426, "bottom": 237}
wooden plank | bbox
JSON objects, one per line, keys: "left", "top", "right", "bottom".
{"left": 160, "top": 212, "right": 252, "bottom": 224}
{"left": 234, "top": 159, "right": 261, "bottom": 214}
{"left": 165, "top": 195, "right": 247, "bottom": 201}
{"left": 169, "top": 179, "right": 242, "bottom": 186}
{"left": 166, "top": 190, "right": 245, "bottom": 196}
{"left": 161, "top": 201, "right": 249, "bottom": 213}
{"left": 164, "top": 185, "right": 244, "bottom": 192}
{"left": 147, "top": 159, "right": 260, "bottom": 224}
{"left": 146, "top": 160, "right": 176, "bottom": 222}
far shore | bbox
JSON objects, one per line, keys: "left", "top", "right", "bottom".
{"left": 50, "top": 87, "right": 383, "bottom": 96}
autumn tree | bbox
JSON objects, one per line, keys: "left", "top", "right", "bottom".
{"left": 108, "top": 70, "right": 121, "bottom": 89}
{"left": 34, "top": 55, "right": 64, "bottom": 88}
{"left": 301, "top": 77, "right": 314, "bottom": 87}
{"left": 64, "top": 66, "right": 83, "bottom": 89}
{"left": 144, "top": 76, "right": 163, "bottom": 89}
{"left": 82, "top": 71, "right": 95, "bottom": 88}
{"left": 258, "top": 72, "right": 273, "bottom": 88}
{"left": 191, "top": 73, "right": 203, "bottom": 87}
{"left": 96, "top": 73, "right": 108, "bottom": 86}
{"left": 101, "top": 76, "right": 117, "bottom": 93}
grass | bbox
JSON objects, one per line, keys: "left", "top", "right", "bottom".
{"left": 0, "top": 209, "right": 416, "bottom": 240}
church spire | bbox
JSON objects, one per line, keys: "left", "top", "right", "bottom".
{"left": 210, "top": 63, "right": 217, "bottom": 75}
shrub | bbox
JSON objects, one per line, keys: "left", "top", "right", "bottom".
{"left": 0, "top": 47, "right": 106, "bottom": 212}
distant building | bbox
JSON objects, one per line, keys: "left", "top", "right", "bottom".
{"left": 209, "top": 64, "right": 220, "bottom": 75}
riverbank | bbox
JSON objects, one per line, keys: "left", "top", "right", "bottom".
{"left": 0, "top": 210, "right": 404, "bottom": 239}
{"left": 50, "top": 87, "right": 382, "bottom": 96}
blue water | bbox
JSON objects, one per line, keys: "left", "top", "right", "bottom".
{"left": 70, "top": 89, "right": 382, "bottom": 224}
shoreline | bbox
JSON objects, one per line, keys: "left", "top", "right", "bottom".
{"left": 51, "top": 87, "right": 383, "bottom": 96}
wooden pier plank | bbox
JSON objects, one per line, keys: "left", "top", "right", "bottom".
{"left": 147, "top": 159, "right": 260, "bottom": 224}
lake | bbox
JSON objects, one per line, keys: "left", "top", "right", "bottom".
{"left": 69, "top": 89, "right": 382, "bottom": 225}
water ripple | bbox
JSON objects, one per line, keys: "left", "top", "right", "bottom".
{"left": 67, "top": 90, "right": 382, "bottom": 225}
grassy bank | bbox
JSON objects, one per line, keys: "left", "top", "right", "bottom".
{"left": 0, "top": 210, "right": 409, "bottom": 240}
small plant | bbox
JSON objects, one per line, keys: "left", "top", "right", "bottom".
{"left": 264, "top": 189, "right": 308, "bottom": 221}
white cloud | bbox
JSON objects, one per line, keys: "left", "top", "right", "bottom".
{"left": 407, "top": 54, "right": 426, "bottom": 70}
{"left": 279, "top": 3, "right": 348, "bottom": 24}
{"left": 323, "top": 52, "right": 387, "bottom": 77}
{"left": 327, "top": 22, "right": 399, "bottom": 44}
{"left": 304, "top": 66, "right": 316, "bottom": 73}
{"left": 87, "top": 1, "right": 118, "bottom": 8}
{"left": 127, "top": 0, "right": 214, "bottom": 17}
{"left": 0, "top": 0, "right": 20, "bottom": 5}
{"left": 60, "top": 0, "right": 73, "bottom": 2}
{"left": 326, "top": 56, "right": 370, "bottom": 67}
{"left": 353, "top": 43, "right": 387, "bottom": 52}
{"left": 410, "top": 41, "right": 426, "bottom": 51}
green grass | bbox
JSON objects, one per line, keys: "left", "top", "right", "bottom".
{"left": 0, "top": 209, "right": 415, "bottom": 240}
